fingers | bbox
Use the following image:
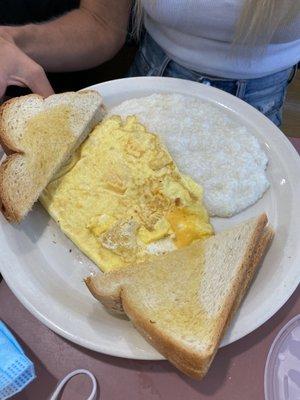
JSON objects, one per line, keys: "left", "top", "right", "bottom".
{"left": 0, "top": 37, "right": 54, "bottom": 98}
{"left": 10, "top": 58, "right": 54, "bottom": 98}
{"left": 23, "top": 63, "right": 55, "bottom": 97}
{"left": 8, "top": 69, "right": 54, "bottom": 98}
{"left": 0, "top": 76, "right": 8, "bottom": 99}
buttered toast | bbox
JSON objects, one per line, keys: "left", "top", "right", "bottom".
{"left": 0, "top": 90, "right": 105, "bottom": 222}
{"left": 86, "top": 214, "right": 273, "bottom": 379}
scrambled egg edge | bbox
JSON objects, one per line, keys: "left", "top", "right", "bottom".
{"left": 41, "top": 115, "right": 213, "bottom": 271}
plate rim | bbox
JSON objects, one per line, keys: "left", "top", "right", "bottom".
{"left": 1, "top": 76, "right": 300, "bottom": 360}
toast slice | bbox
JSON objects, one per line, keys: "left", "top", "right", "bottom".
{"left": 86, "top": 214, "right": 273, "bottom": 379}
{"left": 0, "top": 90, "right": 105, "bottom": 222}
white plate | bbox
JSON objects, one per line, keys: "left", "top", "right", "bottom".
{"left": 1, "top": 77, "right": 300, "bottom": 360}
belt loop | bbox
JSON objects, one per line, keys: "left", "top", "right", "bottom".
{"left": 236, "top": 80, "right": 247, "bottom": 99}
{"left": 287, "top": 64, "right": 297, "bottom": 85}
{"left": 156, "top": 55, "right": 171, "bottom": 76}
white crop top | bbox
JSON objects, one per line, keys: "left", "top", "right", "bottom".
{"left": 142, "top": 0, "right": 300, "bottom": 79}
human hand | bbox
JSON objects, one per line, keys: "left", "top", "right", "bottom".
{"left": 0, "top": 31, "right": 54, "bottom": 98}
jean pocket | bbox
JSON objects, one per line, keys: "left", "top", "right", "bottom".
{"left": 246, "top": 80, "right": 287, "bottom": 115}
{"left": 247, "top": 86, "right": 286, "bottom": 126}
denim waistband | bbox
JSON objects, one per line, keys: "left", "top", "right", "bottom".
{"left": 140, "top": 31, "right": 296, "bottom": 91}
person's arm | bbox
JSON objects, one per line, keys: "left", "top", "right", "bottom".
{"left": 0, "top": 0, "right": 131, "bottom": 96}
{"left": 9, "top": 0, "right": 131, "bottom": 71}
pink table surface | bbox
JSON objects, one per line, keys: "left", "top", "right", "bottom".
{"left": 1, "top": 138, "right": 300, "bottom": 400}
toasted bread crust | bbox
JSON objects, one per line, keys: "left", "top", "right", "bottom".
{"left": 0, "top": 95, "right": 36, "bottom": 222}
{"left": 123, "top": 218, "right": 272, "bottom": 379}
{"left": 0, "top": 154, "right": 23, "bottom": 222}
{"left": 197, "top": 214, "right": 268, "bottom": 366}
{"left": 86, "top": 214, "right": 272, "bottom": 379}
{"left": 122, "top": 291, "right": 212, "bottom": 378}
{"left": 0, "top": 94, "right": 42, "bottom": 154}
{"left": 197, "top": 226, "right": 274, "bottom": 377}
{"left": 0, "top": 90, "right": 104, "bottom": 223}
{"left": 86, "top": 275, "right": 124, "bottom": 314}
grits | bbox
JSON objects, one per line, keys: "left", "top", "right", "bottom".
{"left": 109, "top": 94, "right": 269, "bottom": 217}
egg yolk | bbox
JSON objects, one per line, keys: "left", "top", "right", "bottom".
{"left": 167, "top": 208, "right": 213, "bottom": 248}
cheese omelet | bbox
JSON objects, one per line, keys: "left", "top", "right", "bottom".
{"left": 41, "top": 116, "right": 213, "bottom": 271}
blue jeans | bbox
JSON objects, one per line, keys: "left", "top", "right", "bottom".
{"left": 127, "top": 32, "right": 297, "bottom": 126}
